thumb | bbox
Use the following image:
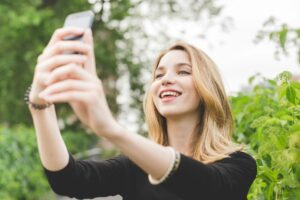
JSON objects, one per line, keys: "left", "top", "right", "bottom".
{"left": 83, "top": 29, "right": 96, "bottom": 74}
{"left": 83, "top": 28, "right": 94, "bottom": 46}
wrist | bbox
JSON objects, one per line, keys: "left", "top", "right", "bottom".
{"left": 99, "top": 122, "right": 124, "bottom": 141}
{"left": 25, "top": 85, "right": 53, "bottom": 111}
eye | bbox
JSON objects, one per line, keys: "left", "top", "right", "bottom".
{"left": 178, "top": 71, "right": 191, "bottom": 75}
{"left": 154, "top": 73, "right": 164, "bottom": 79}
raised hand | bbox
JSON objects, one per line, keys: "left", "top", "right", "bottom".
{"left": 32, "top": 27, "right": 118, "bottom": 137}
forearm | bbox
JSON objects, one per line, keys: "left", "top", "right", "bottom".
{"left": 104, "top": 125, "right": 173, "bottom": 180}
{"left": 30, "top": 106, "right": 69, "bottom": 171}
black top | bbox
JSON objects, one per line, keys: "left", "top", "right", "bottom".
{"left": 44, "top": 151, "right": 257, "bottom": 200}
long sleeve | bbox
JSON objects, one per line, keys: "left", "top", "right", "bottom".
{"left": 44, "top": 151, "right": 257, "bottom": 200}
{"left": 160, "top": 151, "right": 257, "bottom": 200}
{"left": 44, "top": 153, "right": 135, "bottom": 199}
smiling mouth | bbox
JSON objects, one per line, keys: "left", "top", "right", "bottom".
{"left": 159, "top": 91, "right": 182, "bottom": 99}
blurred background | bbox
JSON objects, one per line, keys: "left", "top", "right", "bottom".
{"left": 0, "top": 0, "right": 299, "bottom": 199}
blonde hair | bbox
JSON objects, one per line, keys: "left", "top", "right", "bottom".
{"left": 143, "top": 41, "right": 243, "bottom": 164}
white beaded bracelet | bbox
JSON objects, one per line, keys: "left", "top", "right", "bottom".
{"left": 148, "top": 147, "right": 181, "bottom": 185}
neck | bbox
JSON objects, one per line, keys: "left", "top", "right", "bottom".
{"left": 166, "top": 113, "right": 199, "bottom": 156}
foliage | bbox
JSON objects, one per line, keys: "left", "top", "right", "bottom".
{"left": 0, "top": 0, "right": 131, "bottom": 125}
{"left": 230, "top": 71, "right": 300, "bottom": 200}
{"left": 0, "top": 0, "right": 225, "bottom": 132}
{"left": 3, "top": 1, "right": 299, "bottom": 199}
{"left": 0, "top": 125, "right": 51, "bottom": 200}
{"left": 62, "top": 130, "right": 98, "bottom": 155}
{"left": 0, "top": 0, "right": 228, "bottom": 199}
{"left": 255, "top": 17, "right": 300, "bottom": 63}
{"left": 0, "top": 124, "right": 96, "bottom": 200}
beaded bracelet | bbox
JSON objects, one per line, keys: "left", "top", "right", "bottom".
{"left": 24, "top": 86, "right": 52, "bottom": 110}
{"left": 148, "top": 147, "right": 181, "bottom": 185}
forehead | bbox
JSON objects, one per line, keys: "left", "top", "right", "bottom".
{"left": 158, "top": 50, "right": 191, "bottom": 67}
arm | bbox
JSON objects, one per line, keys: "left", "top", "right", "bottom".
{"left": 29, "top": 27, "right": 89, "bottom": 171}
{"left": 30, "top": 106, "right": 69, "bottom": 171}
{"left": 44, "top": 154, "right": 136, "bottom": 199}
{"left": 38, "top": 28, "right": 174, "bottom": 181}
{"left": 30, "top": 27, "right": 174, "bottom": 197}
{"left": 35, "top": 28, "right": 256, "bottom": 200}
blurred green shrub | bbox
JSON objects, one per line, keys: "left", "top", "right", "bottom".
{"left": 0, "top": 125, "right": 50, "bottom": 199}
{"left": 231, "top": 71, "right": 300, "bottom": 200}
{"left": 0, "top": 125, "right": 96, "bottom": 200}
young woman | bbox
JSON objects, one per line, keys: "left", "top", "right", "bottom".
{"left": 27, "top": 27, "right": 257, "bottom": 200}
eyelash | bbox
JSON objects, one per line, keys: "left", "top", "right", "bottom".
{"left": 178, "top": 71, "right": 190, "bottom": 75}
{"left": 154, "top": 71, "right": 191, "bottom": 79}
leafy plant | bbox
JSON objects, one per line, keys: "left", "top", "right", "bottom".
{"left": 0, "top": 125, "right": 96, "bottom": 199}
{"left": 0, "top": 125, "right": 51, "bottom": 200}
{"left": 230, "top": 71, "right": 300, "bottom": 200}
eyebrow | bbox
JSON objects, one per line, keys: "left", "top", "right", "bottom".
{"left": 156, "top": 62, "right": 192, "bottom": 71}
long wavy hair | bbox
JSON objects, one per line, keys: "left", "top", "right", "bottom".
{"left": 143, "top": 41, "right": 243, "bottom": 164}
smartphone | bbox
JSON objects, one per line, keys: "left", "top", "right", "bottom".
{"left": 63, "top": 10, "right": 94, "bottom": 40}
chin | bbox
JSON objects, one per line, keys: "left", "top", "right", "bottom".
{"left": 159, "top": 110, "right": 184, "bottom": 118}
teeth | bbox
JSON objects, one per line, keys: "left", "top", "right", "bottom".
{"left": 160, "top": 91, "right": 180, "bottom": 98}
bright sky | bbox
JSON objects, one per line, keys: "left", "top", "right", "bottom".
{"left": 183, "top": 0, "right": 300, "bottom": 94}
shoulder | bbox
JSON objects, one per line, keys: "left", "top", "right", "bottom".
{"left": 215, "top": 151, "right": 256, "bottom": 168}
{"left": 229, "top": 151, "right": 256, "bottom": 163}
{"left": 231, "top": 151, "right": 257, "bottom": 168}
{"left": 213, "top": 151, "right": 257, "bottom": 180}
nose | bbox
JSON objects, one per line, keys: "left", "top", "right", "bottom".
{"left": 161, "top": 71, "right": 175, "bottom": 86}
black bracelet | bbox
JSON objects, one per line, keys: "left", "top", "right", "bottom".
{"left": 24, "top": 86, "right": 52, "bottom": 110}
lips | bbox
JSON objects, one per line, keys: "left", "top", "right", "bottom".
{"left": 159, "top": 89, "right": 182, "bottom": 99}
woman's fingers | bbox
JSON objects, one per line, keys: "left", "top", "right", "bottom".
{"left": 82, "top": 29, "right": 97, "bottom": 74}
{"left": 82, "top": 29, "right": 94, "bottom": 47}
{"left": 45, "top": 63, "right": 92, "bottom": 85}
{"left": 46, "top": 27, "right": 85, "bottom": 47}
{"left": 43, "top": 90, "right": 88, "bottom": 103}
{"left": 40, "top": 40, "right": 91, "bottom": 61}
{"left": 36, "top": 54, "right": 87, "bottom": 73}
{"left": 41, "top": 90, "right": 91, "bottom": 103}
{"left": 39, "top": 80, "right": 99, "bottom": 103}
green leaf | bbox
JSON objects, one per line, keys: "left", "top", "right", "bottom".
{"left": 250, "top": 116, "right": 270, "bottom": 128}
{"left": 286, "top": 85, "right": 296, "bottom": 104}
{"left": 269, "top": 31, "right": 274, "bottom": 40}
{"left": 288, "top": 132, "right": 300, "bottom": 148}
{"left": 292, "top": 81, "right": 300, "bottom": 90}
{"left": 290, "top": 123, "right": 300, "bottom": 132}
{"left": 248, "top": 75, "right": 255, "bottom": 84}
{"left": 277, "top": 83, "right": 287, "bottom": 100}
{"left": 277, "top": 71, "right": 292, "bottom": 83}
{"left": 296, "top": 28, "right": 300, "bottom": 38}
{"left": 279, "top": 28, "right": 288, "bottom": 49}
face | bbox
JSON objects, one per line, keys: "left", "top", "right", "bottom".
{"left": 151, "top": 50, "right": 201, "bottom": 119}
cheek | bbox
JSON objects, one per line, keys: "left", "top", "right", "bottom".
{"left": 149, "top": 82, "right": 159, "bottom": 103}
{"left": 188, "top": 83, "right": 201, "bottom": 105}
{"left": 150, "top": 82, "right": 159, "bottom": 96}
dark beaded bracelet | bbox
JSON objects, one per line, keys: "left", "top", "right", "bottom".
{"left": 148, "top": 147, "right": 181, "bottom": 185}
{"left": 24, "top": 86, "right": 52, "bottom": 110}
